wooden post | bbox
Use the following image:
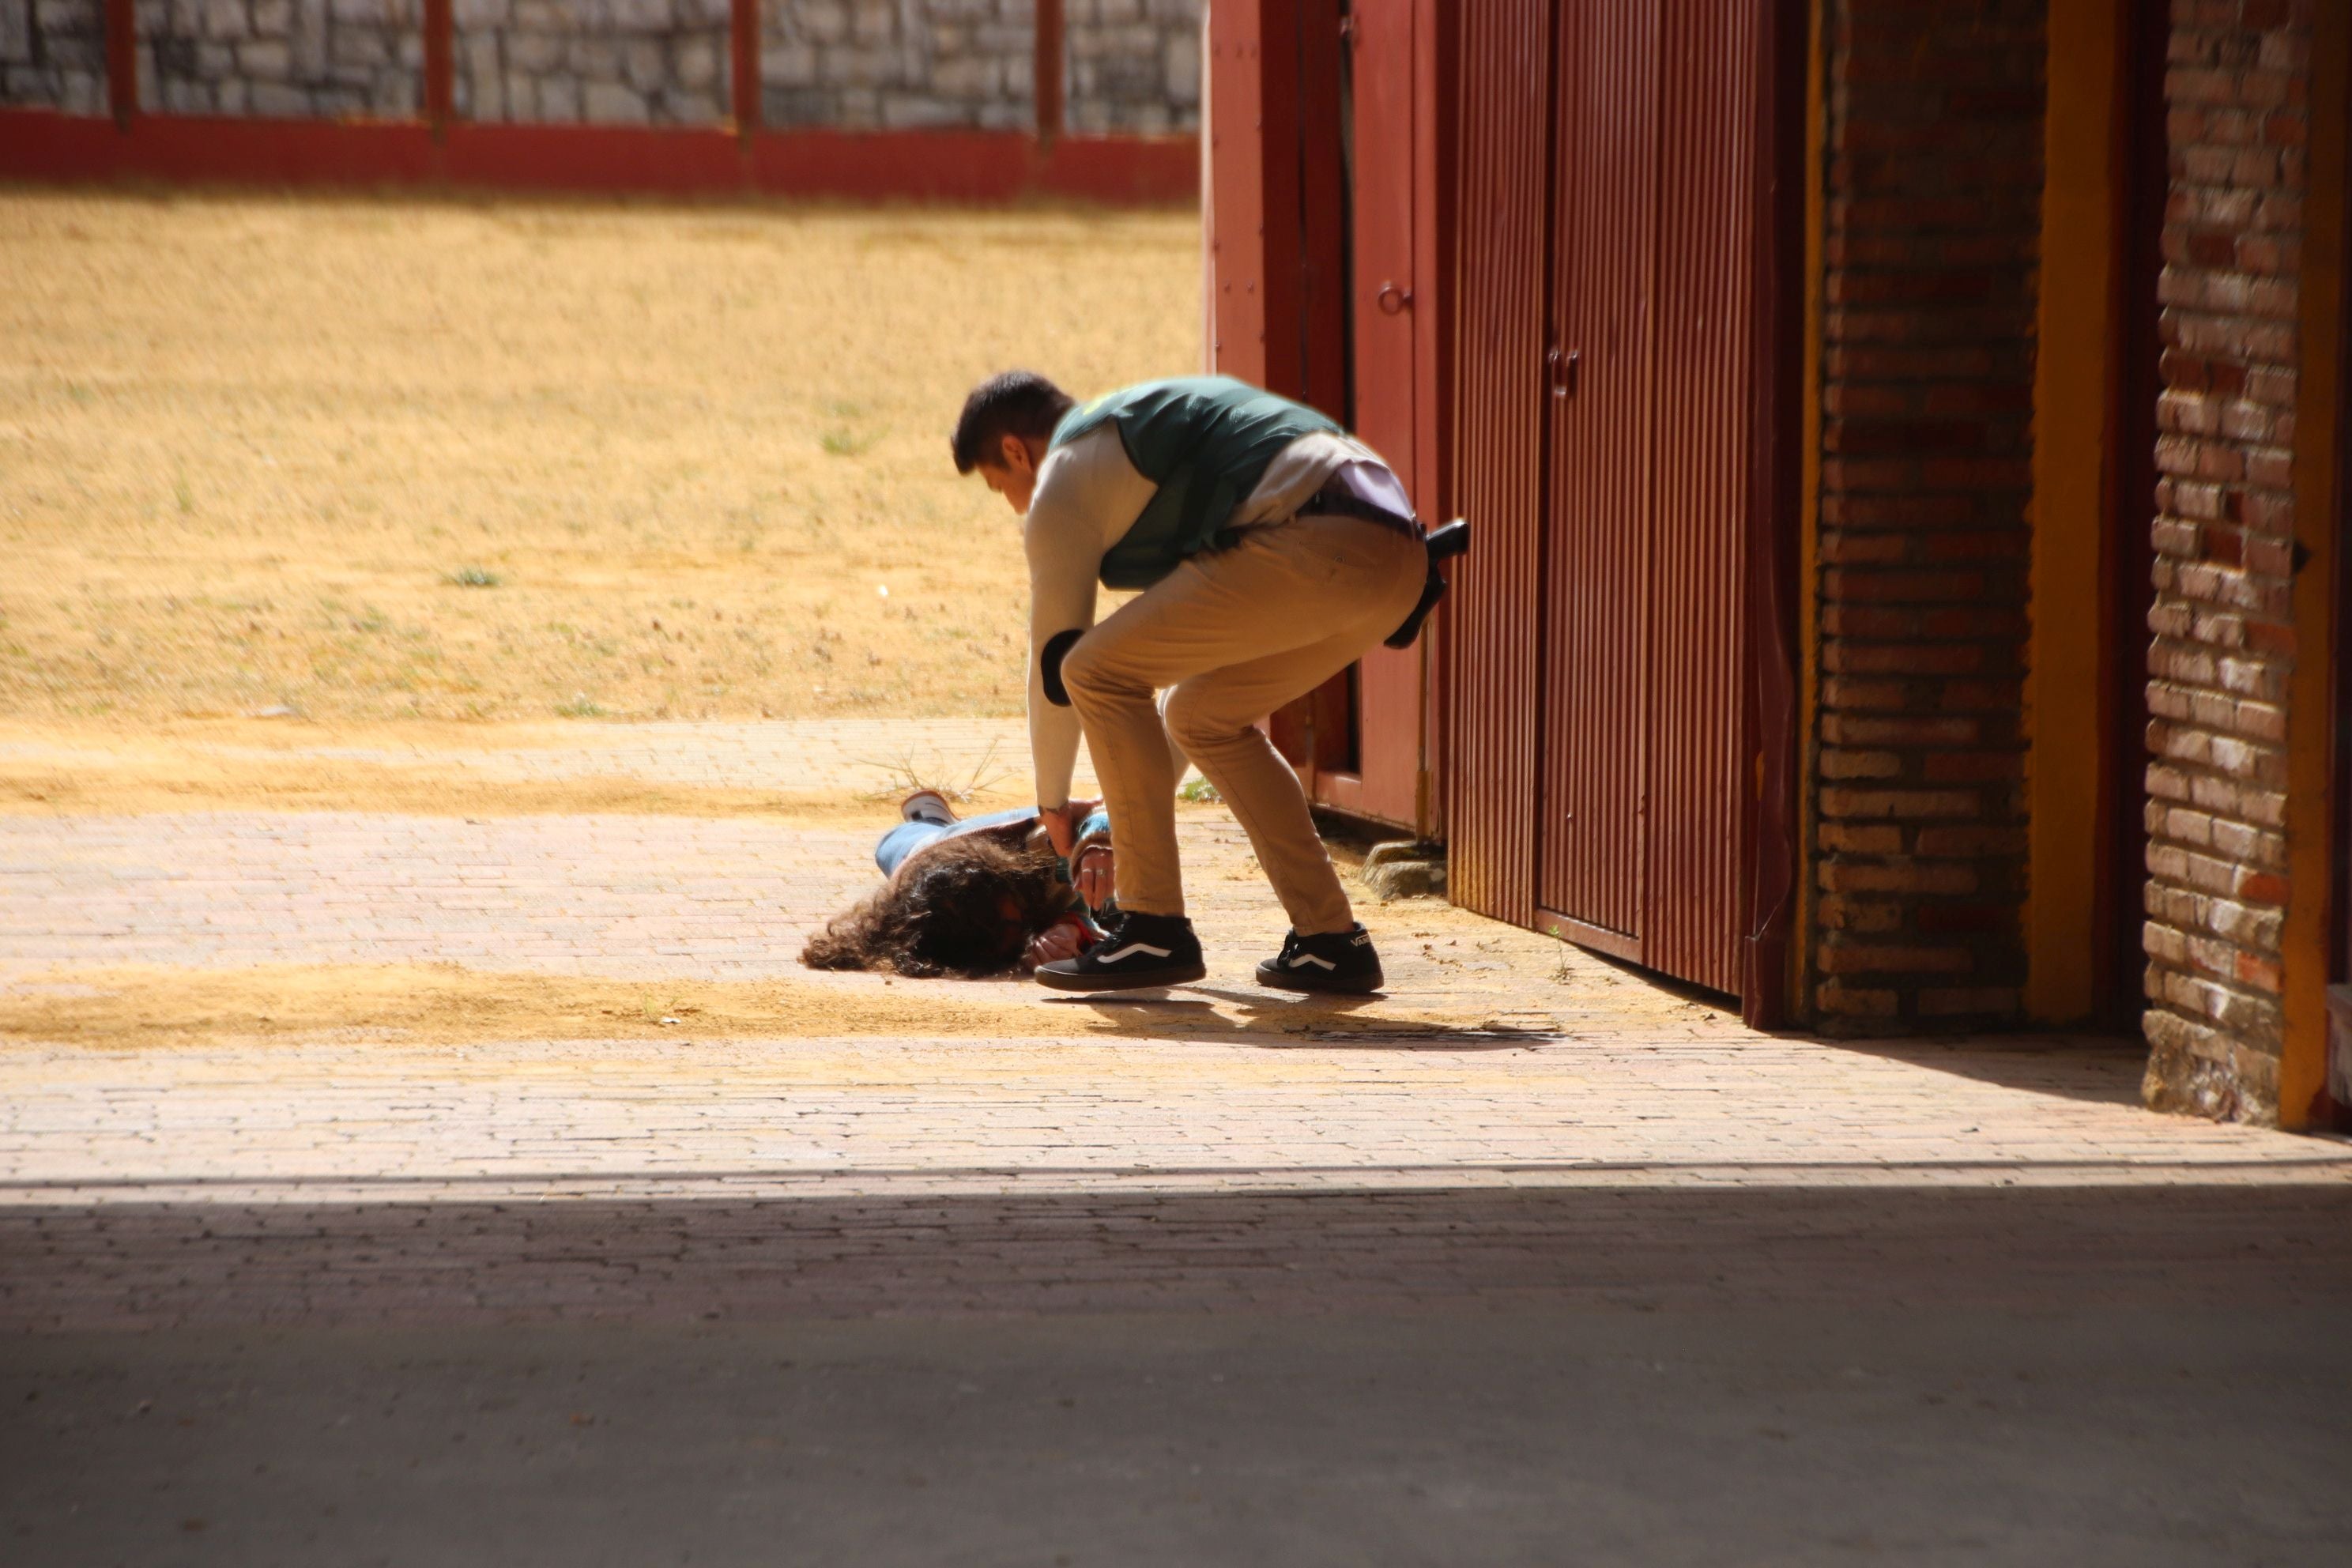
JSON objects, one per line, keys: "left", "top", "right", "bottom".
{"left": 1035, "top": 0, "right": 1064, "bottom": 148}
{"left": 104, "top": 0, "right": 135, "bottom": 129}
{"left": 424, "top": 0, "right": 453, "bottom": 134}
{"left": 732, "top": 0, "right": 760, "bottom": 134}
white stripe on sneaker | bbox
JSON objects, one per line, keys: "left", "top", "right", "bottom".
{"left": 1100, "top": 942, "right": 1174, "bottom": 964}
{"left": 1287, "top": 953, "right": 1338, "bottom": 971}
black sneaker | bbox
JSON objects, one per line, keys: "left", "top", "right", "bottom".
{"left": 1256, "top": 925, "right": 1385, "bottom": 993}
{"left": 1035, "top": 911, "right": 1207, "bottom": 993}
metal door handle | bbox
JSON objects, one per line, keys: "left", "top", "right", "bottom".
{"left": 1376, "top": 281, "right": 1413, "bottom": 315}
{"left": 1547, "top": 347, "right": 1581, "bottom": 398}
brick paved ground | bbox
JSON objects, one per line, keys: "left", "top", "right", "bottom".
{"left": 3, "top": 720, "right": 2350, "bottom": 1562}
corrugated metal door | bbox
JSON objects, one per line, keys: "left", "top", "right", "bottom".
{"left": 1536, "top": 0, "right": 1660, "bottom": 957}
{"left": 1443, "top": 0, "right": 1551, "bottom": 929}
{"left": 1442, "top": 0, "right": 1761, "bottom": 997}
{"left": 1644, "top": 0, "right": 1758, "bottom": 994}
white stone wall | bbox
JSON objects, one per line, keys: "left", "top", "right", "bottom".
{"left": 1067, "top": 0, "right": 1195, "bottom": 134}
{"left": 454, "top": 0, "right": 732, "bottom": 125}
{"left": 760, "top": 0, "right": 1197, "bottom": 134}
{"left": 134, "top": 0, "right": 422, "bottom": 117}
{"left": 760, "top": 0, "right": 1031, "bottom": 131}
{"left": 0, "top": 0, "right": 108, "bottom": 113}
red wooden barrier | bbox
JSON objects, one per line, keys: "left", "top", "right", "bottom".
{"left": 0, "top": 111, "right": 1197, "bottom": 203}
{"left": 2, "top": 1, "right": 1194, "bottom": 205}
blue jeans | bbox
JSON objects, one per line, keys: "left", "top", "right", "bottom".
{"left": 873, "top": 807, "right": 1038, "bottom": 876}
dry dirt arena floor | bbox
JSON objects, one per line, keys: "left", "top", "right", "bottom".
{"left": 2, "top": 189, "right": 1190, "bottom": 725}
{"left": 4, "top": 191, "right": 2352, "bottom": 1566}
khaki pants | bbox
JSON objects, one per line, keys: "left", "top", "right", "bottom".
{"left": 1062, "top": 514, "right": 1428, "bottom": 935}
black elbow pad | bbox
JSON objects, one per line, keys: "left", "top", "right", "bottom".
{"left": 1039, "top": 630, "right": 1084, "bottom": 707}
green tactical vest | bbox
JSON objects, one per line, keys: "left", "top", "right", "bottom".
{"left": 1050, "top": 375, "right": 1344, "bottom": 590}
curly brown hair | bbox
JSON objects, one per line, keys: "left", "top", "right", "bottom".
{"left": 800, "top": 830, "right": 1077, "bottom": 978}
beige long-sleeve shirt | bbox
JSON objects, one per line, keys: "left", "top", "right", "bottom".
{"left": 1023, "top": 423, "right": 1391, "bottom": 807}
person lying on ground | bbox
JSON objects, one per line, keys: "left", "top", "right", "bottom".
{"left": 953, "top": 371, "right": 1431, "bottom": 996}
{"left": 799, "top": 790, "right": 1117, "bottom": 978}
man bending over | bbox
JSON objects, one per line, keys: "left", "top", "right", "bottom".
{"left": 952, "top": 372, "right": 1427, "bottom": 994}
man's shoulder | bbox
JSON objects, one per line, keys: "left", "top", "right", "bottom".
{"left": 1054, "top": 375, "right": 1274, "bottom": 443}
{"left": 1030, "top": 423, "right": 1150, "bottom": 513}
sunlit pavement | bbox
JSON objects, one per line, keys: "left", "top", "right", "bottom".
{"left": 4, "top": 722, "right": 2350, "bottom": 1563}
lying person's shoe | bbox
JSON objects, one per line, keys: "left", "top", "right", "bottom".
{"left": 1034, "top": 911, "right": 1206, "bottom": 992}
{"left": 1256, "top": 925, "right": 1385, "bottom": 994}
{"left": 899, "top": 789, "right": 955, "bottom": 826}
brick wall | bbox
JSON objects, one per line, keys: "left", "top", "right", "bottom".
{"left": 1811, "top": 0, "right": 2046, "bottom": 1032}
{"left": 2141, "top": 0, "right": 2314, "bottom": 1121}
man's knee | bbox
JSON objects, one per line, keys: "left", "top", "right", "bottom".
{"left": 1059, "top": 632, "right": 1147, "bottom": 715}
{"left": 1057, "top": 634, "right": 1109, "bottom": 713}
{"left": 1160, "top": 684, "right": 1244, "bottom": 756}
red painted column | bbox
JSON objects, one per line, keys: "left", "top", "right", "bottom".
{"left": 1035, "top": 0, "right": 1063, "bottom": 147}
{"left": 424, "top": 0, "right": 453, "bottom": 133}
{"left": 104, "top": 0, "right": 135, "bottom": 128}
{"left": 732, "top": 0, "right": 760, "bottom": 134}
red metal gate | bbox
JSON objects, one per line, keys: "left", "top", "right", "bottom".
{"left": 1642, "top": 0, "right": 1763, "bottom": 991}
{"left": 1539, "top": 0, "right": 1660, "bottom": 956}
{"left": 1447, "top": 0, "right": 1771, "bottom": 1000}
{"left": 1442, "top": 0, "right": 1551, "bottom": 927}
{"left": 1206, "top": 0, "right": 1781, "bottom": 986}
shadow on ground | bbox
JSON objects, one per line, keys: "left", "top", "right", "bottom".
{"left": 1049, "top": 989, "right": 1547, "bottom": 1049}
{"left": 4, "top": 1183, "right": 2349, "bottom": 1566}
{"left": 6, "top": 1182, "right": 2347, "bottom": 1327}
{"left": 1820, "top": 1031, "right": 2155, "bottom": 1107}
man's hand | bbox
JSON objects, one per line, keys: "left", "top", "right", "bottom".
{"left": 1038, "top": 797, "right": 1098, "bottom": 857}
{"left": 1073, "top": 844, "right": 1115, "bottom": 910}
{"left": 1023, "top": 917, "right": 1091, "bottom": 970}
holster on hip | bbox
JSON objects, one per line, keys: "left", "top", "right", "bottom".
{"left": 1385, "top": 518, "right": 1470, "bottom": 650}
{"left": 1296, "top": 480, "right": 1472, "bottom": 651}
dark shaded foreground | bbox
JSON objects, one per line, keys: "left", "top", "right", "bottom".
{"left": 4, "top": 1182, "right": 2349, "bottom": 1565}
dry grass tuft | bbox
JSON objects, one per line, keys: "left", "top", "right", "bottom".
{"left": 849, "top": 736, "right": 1012, "bottom": 805}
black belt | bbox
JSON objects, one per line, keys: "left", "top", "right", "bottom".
{"left": 1295, "top": 483, "right": 1472, "bottom": 650}
{"left": 1299, "top": 481, "right": 1424, "bottom": 539}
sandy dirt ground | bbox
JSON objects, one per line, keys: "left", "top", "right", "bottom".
{"left": 1, "top": 190, "right": 1188, "bottom": 725}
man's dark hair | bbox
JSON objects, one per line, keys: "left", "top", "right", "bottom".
{"left": 952, "top": 371, "right": 1076, "bottom": 474}
{"left": 801, "top": 831, "right": 1074, "bottom": 978}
